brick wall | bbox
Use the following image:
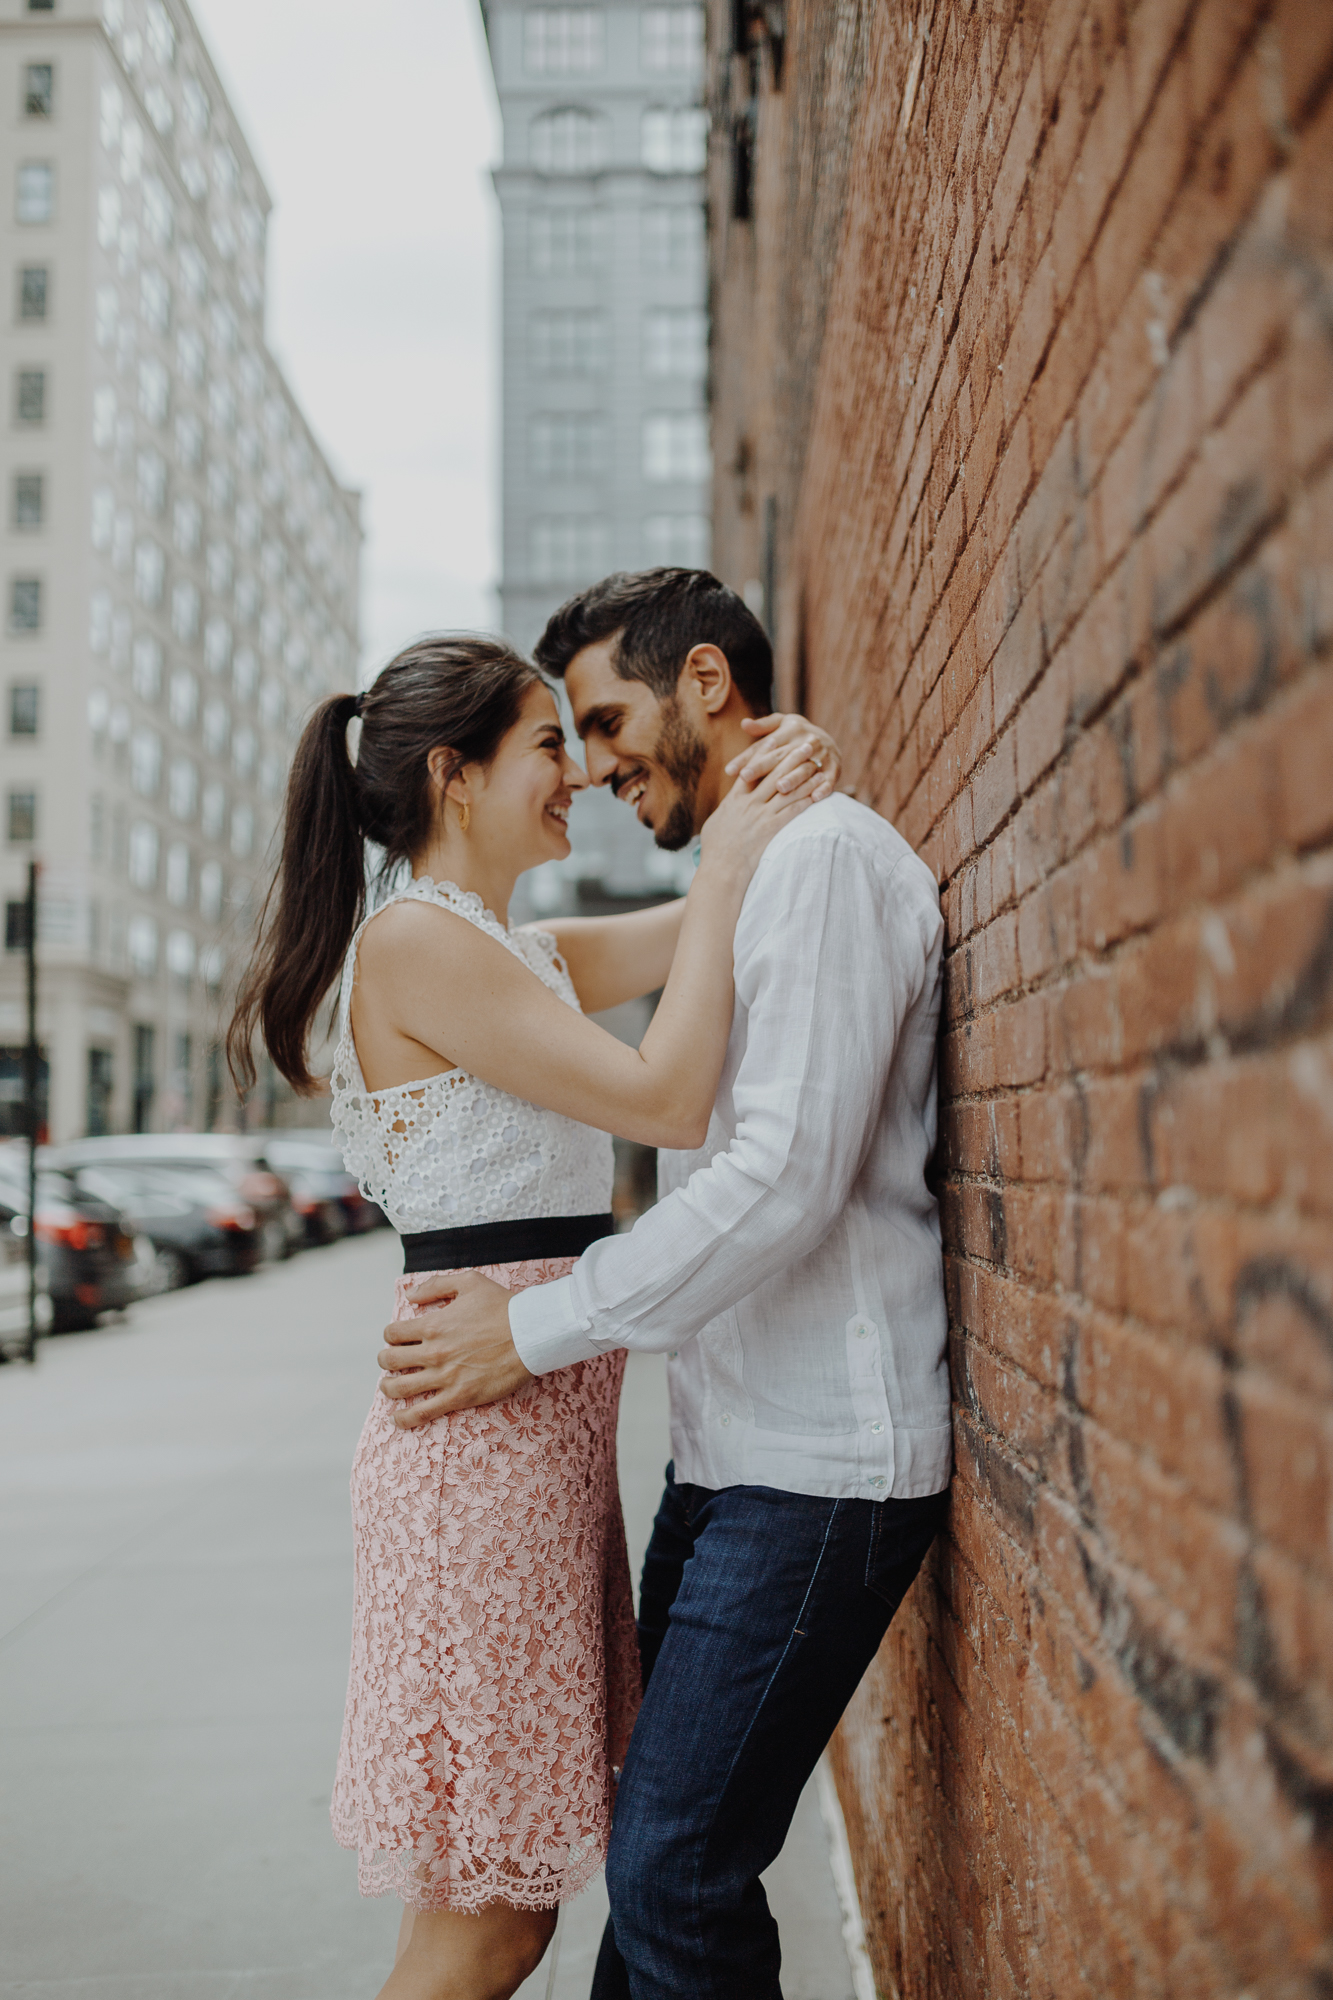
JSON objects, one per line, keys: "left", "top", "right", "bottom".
{"left": 708, "top": 3, "right": 1333, "bottom": 1992}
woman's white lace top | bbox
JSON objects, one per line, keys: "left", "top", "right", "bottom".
{"left": 329, "top": 876, "right": 614, "bottom": 1236}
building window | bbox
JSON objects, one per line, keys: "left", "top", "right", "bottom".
{"left": 24, "top": 65, "right": 54, "bottom": 118}
{"left": 529, "top": 206, "right": 606, "bottom": 275}
{"left": 642, "top": 6, "right": 704, "bottom": 69}
{"left": 175, "top": 410, "right": 203, "bottom": 467}
{"left": 17, "top": 163, "right": 54, "bottom": 224}
{"left": 198, "top": 858, "right": 223, "bottom": 922}
{"left": 132, "top": 1021, "right": 156, "bottom": 1126}
{"left": 531, "top": 412, "right": 606, "bottom": 481}
{"left": 202, "top": 696, "right": 229, "bottom": 755}
{"left": 203, "top": 616, "right": 232, "bottom": 674}
{"left": 87, "top": 1048, "right": 114, "bottom": 1137}
{"left": 140, "top": 265, "right": 171, "bottom": 333}
{"left": 166, "top": 929, "right": 194, "bottom": 982}
{"left": 146, "top": 0, "right": 176, "bottom": 66}
{"left": 165, "top": 841, "right": 190, "bottom": 906}
{"left": 139, "top": 355, "right": 169, "bottom": 425}
{"left": 18, "top": 265, "right": 48, "bottom": 320}
{"left": 142, "top": 175, "right": 174, "bottom": 248}
{"left": 173, "top": 495, "right": 201, "bottom": 554}
{"left": 14, "top": 474, "right": 43, "bottom": 528}
{"left": 28, "top": 0, "right": 56, "bottom": 12}
{"left": 133, "top": 635, "right": 164, "bottom": 703}
{"left": 169, "top": 668, "right": 198, "bottom": 730}
{"left": 130, "top": 727, "right": 162, "bottom": 796}
{"left": 643, "top": 205, "right": 703, "bottom": 271}
{"left": 7, "top": 792, "right": 37, "bottom": 843}
{"left": 230, "top": 802, "right": 253, "bottom": 858}
{"left": 231, "top": 727, "right": 255, "bottom": 780}
{"left": 531, "top": 309, "right": 608, "bottom": 375}
{"left": 530, "top": 107, "right": 608, "bottom": 174}
{"left": 641, "top": 106, "right": 708, "bottom": 172}
{"left": 10, "top": 578, "right": 41, "bottom": 631}
{"left": 644, "top": 307, "right": 707, "bottom": 378}
{"left": 134, "top": 540, "right": 165, "bottom": 606}
{"left": 9, "top": 684, "right": 39, "bottom": 735}
{"left": 643, "top": 412, "right": 711, "bottom": 482}
{"left": 16, "top": 369, "right": 46, "bottom": 423}
{"left": 171, "top": 579, "right": 200, "bottom": 642}
{"left": 644, "top": 513, "right": 710, "bottom": 568}
{"left": 201, "top": 781, "right": 227, "bottom": 839}
{"left": 525, "top": 8, "right": 603, "bottom": 71}
{"left": 531, "top": 517, "right": 608, "bottom": 585}
{"left": 128, "top": 818, "right": 159, "bottom": 889}
{"left": 168, "top": 756, "right": 198, "bottom": 819}
{"left": 136, "top": 448, "right": 166, "bottom": 514}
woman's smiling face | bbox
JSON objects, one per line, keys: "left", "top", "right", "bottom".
{"left": 463, "top": 681, "right": 589, "bottom": 871}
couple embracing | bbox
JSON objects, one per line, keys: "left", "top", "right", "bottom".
{"left": 230, "top": 568, "right": 951, "bottom": 2000}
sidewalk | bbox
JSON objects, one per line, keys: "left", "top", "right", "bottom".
{"left": 0, "top": 1233, "right": 865, "bottom": 1998}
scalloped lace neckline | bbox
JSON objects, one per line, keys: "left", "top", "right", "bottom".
{"left": 406, "top": 874, "right": 510, "bottom": 936}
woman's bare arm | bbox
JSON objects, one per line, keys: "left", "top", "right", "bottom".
{"left": 522, "top": 900, "right": 685, "bottom": 1014}
{"left": 351, "top": 770, "right": 810, "bottom": 1151}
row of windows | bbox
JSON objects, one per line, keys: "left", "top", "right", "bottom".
{"left": 529, "top": 511, "right": 709, "bottom": 584}
{"left": 83, "top": 709, "right": 274, "bottom": 827}
{"left": 529, "top": 410, "right": 709, "bottom": 480}
{"left": 524, "top": 7, "right": 703, "bottom": 73}
{"left": 532, "top": 105, "right": 708, "bottom": 175}
{"left": 528, "top": 308, "right": 705, "bottom": 377}
{"left": 528, "top": 203, "right": 701, "bottom": 274}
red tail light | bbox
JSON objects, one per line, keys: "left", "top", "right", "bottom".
{"left": 206, "top": 1204, "right": 256, "bottom": 1232}
{"left": 35, "top": 1211, "right": 104, "bottom": 1251}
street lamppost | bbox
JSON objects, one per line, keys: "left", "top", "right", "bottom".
{"left": 19, "top": 857, "right": 39, "bottom": 1365}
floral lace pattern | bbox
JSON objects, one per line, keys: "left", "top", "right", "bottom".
{"left": 326, "top": 881, "right": 637, "bottom": 1912}
{"left": 328, "top": 877, "right": 613, "bottom": 1236}
{"left": 331, "top": 1258, "right": 640, "bottom": 1912}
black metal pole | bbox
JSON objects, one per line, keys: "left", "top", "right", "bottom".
{"left": 22, "top": 859, "right": 38, "bottom": 1364}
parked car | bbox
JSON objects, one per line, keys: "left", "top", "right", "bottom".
{"left": 63, "top": 1162, "right": 263, "bottom": 1290}
{"left": 0, "top": 1146, "right": 141, "bottom": 1332}
{"left": 0, "top": 1204, "right": 51, "bottom": 1350}
{"left": 46, "top": 1135, "right": 302, "bottom": 1263}
{"left": 254, "top": 1134, "right": 384, "bottom": 1242}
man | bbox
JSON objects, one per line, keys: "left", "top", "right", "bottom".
{"left": 380, "top": 569, "right": 951, "bottom": 1999}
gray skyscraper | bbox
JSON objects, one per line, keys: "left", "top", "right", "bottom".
{"left": 480, "top": 1, "right": 708, "bottom": 912}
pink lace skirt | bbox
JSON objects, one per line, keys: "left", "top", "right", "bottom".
{"left": 330, "top": 1257, "right": 640, "bottom": 1912}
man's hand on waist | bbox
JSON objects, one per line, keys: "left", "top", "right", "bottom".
{"left": 378, "top": 1269, "right": 531, "bottom": 1427}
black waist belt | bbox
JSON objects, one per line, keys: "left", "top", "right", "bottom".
{"left": 399, "top": 1212, "right": 615, "bottom": 1274}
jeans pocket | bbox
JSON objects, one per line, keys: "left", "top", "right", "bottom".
{"left": 864, "top": 1489, "right": 949, "bottom": 1608}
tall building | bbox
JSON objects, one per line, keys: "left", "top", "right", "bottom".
{"left": 481, "top": 0, "right": 708, "bottom": 914}
{"left": 0, "top": 0, "right": 361, "bottom": 1142}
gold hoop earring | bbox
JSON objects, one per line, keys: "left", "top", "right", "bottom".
{"left": 455, "top": 800, "right": 470, "bottom": 835}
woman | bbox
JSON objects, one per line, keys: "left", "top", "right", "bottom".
{"left": 228, "top": 634, "right": 839, "bottom": 2000}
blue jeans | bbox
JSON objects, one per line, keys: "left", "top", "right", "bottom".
{"left": 591, "top": 1465, "right": 948, "bottom": 1999}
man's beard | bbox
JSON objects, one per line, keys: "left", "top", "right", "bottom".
{"left": 650, "top": 698, "right": 708, "bottom": 851}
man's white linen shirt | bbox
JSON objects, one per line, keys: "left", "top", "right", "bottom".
{"left": 510, "top": 794, "right": 952, "bottom": 1503}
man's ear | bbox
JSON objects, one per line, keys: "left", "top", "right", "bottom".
{"left": 681, "top": 643, "right": 734, "bottom": 715}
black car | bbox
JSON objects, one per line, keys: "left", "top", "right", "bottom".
{"left": 67, "top": 1163, "right": 263, "bottom": 1291}
{"left": 0, "top": 1149, "right": 140, "bottom": 1332}
{"left": 257, "top": 1136, "right": 385, "bottom": 1242}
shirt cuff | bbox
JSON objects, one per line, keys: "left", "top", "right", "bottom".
{"left": 509, "top": 1273, "right": 602, "bottom": 1374}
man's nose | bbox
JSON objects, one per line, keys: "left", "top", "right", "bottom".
{"left": 583, "top": 739, "right": 619, "bottom": 787}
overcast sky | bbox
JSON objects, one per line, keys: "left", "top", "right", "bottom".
{"left": 187, "top": 0, "right": 503, "bottom": 682}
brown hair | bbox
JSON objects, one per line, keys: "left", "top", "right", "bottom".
{"left": 227, "top": 633, "right": 543, "bottom": 1096}
{"left": 533, "top": 567, "right": 774, "bottom": 713}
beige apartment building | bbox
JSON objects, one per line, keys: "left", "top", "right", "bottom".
{"left": 0, "top": 0, "right": 360, "bottom": 1142}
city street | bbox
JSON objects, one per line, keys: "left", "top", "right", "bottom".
{"left": 0, "top": 1231, "right": 865, "bottom": 1999}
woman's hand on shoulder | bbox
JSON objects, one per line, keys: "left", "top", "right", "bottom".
{"left": 723, "top": 710, "right": 842, "bottom": 800}
{"left": 697, "top": 757, "right": 815, "bottom": 885}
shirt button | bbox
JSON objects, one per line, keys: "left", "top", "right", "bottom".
{"left": 871, "top": 1476, "right": 887, "bottom": 1489}
{"left": 849, "top": 1316, "right": 877, "bottom": 1340}
{"left": 720, "top": 1413, "right": 731, "bottom": 1427}
{"left": 870, "top": 1421, "right": 884, "bottom": 1434}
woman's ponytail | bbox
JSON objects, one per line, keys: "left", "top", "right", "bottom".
{"left": 227, "top": 691, "right": 366, "bottom": 1096}
{"left": 226, "top": 633, "right": 541, "bottom": 1102}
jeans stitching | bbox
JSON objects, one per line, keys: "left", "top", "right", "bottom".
{"left": 684, "top": 1497, "right": 845, "bottom": 1989}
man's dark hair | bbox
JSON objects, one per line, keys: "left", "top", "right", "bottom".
{"left": 533, "top": 568, "right": 774, "bottom": 715}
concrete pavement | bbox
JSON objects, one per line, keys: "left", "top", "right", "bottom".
{"left": 0, "top": 1232, "right": 867, "bottom": 1998}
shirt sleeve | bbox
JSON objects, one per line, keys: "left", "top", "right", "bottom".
{"left": 509, "top": 830, "right": 929, "bottom": 1375}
